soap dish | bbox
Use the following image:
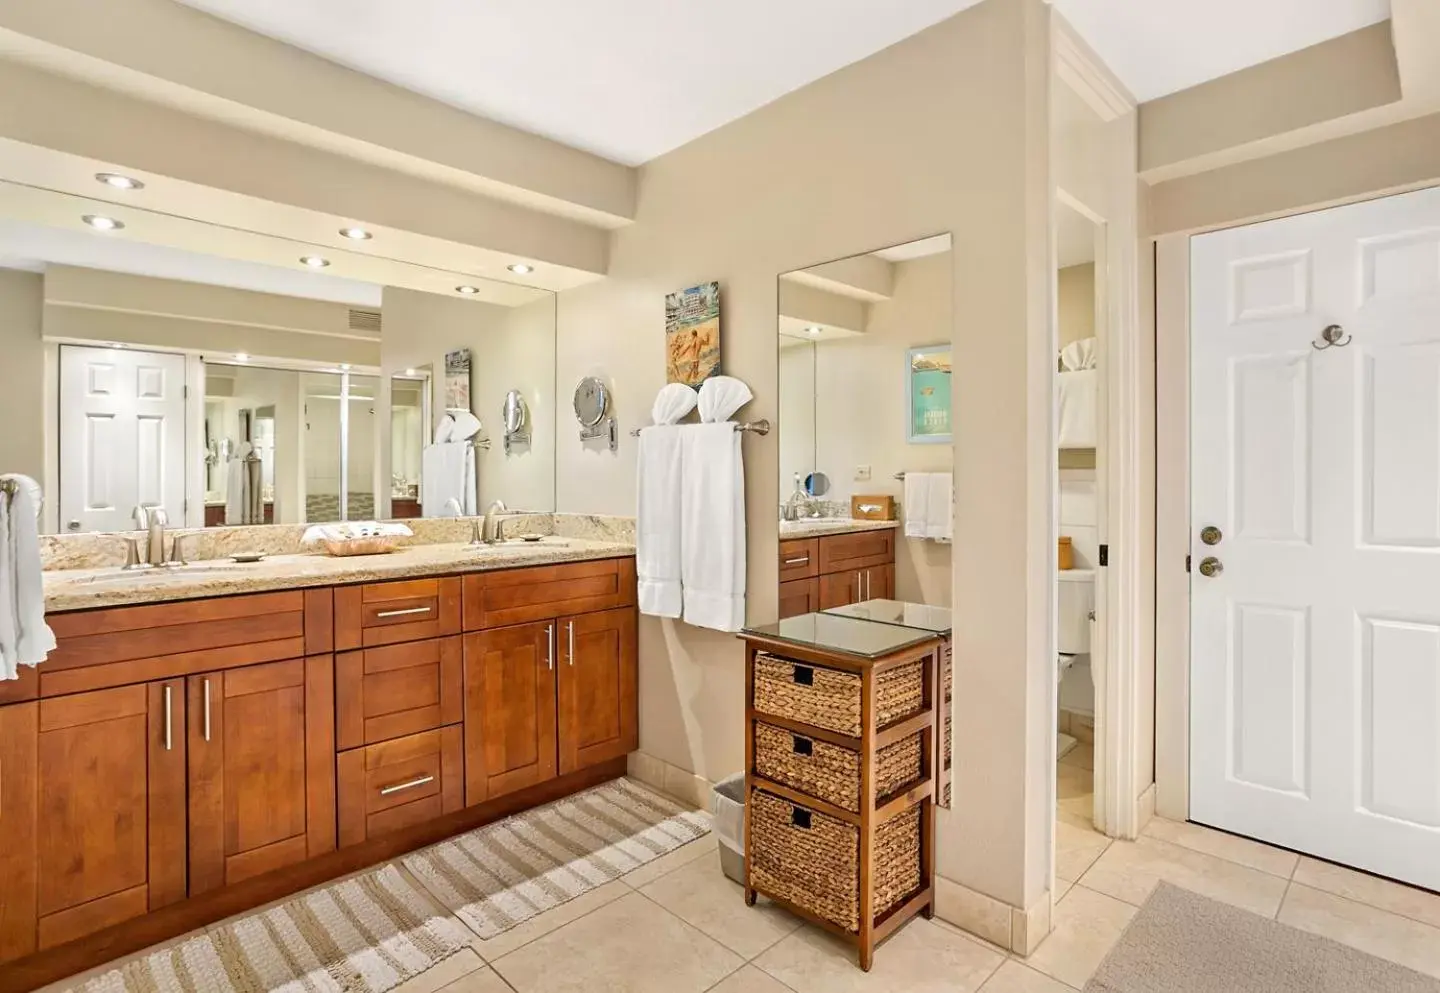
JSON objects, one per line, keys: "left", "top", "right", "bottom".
{"left": 231, "top": 553, "right": 266, "bottom": 564}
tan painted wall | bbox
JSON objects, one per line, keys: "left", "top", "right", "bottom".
{"left": 555, "top": 0, "right": 1055, "bottom": 909}
{"left": 1057, "top": 263, "right": 1095, "bottom": 346}
{"left": 379, "top": 287, "right": 557, "bottom": 512}
{"left": 0, "top": 268, "right": 45, "bottom": 481}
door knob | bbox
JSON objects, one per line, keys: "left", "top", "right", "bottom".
{"left": 1200, "top": 526, "right": 1223, "bottom": 546}
{"left": 1198, "top": 556, "right": 1224, "bottom": 578}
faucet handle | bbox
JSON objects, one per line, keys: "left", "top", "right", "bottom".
{"left": 170, "top": 533, "right": 200, "bottom": 566}
{"left": 470, "top": 518, "right": 484, "bottom": 546}
{"left": 132, "top": 505, "right": 149, "bottom": 530}
{"left": 121, "top": 536, "right": 144, "bottom": 570}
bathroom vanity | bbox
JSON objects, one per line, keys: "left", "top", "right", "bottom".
{"left": 0, "top": 546, "right": 638, "bottom": 989}
{"left": 778, "top": 523, "right": 897, "bottom": 619}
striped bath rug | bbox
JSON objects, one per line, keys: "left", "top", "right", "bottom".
{"left": 69, "top": 865, "right": 470, "bottom": 993}
{"left": 402, "top": 777, "right": 712, "bottom": 939}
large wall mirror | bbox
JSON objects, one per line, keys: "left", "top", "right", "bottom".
{"left": 0, "top": 189, "right": 557, "bottom": 535}
{"left": 776, "top": 234, "right": 954, "bottom": 615}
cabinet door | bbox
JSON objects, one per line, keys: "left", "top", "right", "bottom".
{"left": 188, "top": 657, "right": 336, "bottom": 895}
{"left": 0, "top": 702, "right": 37, "bottom": 964}
{"left": 32, "top": 682, "right": 186, "bottom": 952}
{"left": 464, "top": 623, "right": 558, "bottom": 805}
{"left": 865, "top": 564, "right": 895, "bottom": 601}
{"left": 557, "top": 608, "right": 637, "bottom": 775}
{"left": 818, "top": 570, "right": 863, "bottom": 609}
{"left": 779, "top": 578, "right": 820, "bottom": 619}
{"left": 817, "top": 529, "right": 895, "bottom": 574}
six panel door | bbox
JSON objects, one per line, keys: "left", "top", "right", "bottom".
{"left": 463, "top": 622, "right": 558, "bottom": 804}
{"left": 33, "top": 681, "right": 186, "bottom": 951}
{"left": 187, "top": 657, "right": 336, "bottom": 894}
{"left": 557, "top": 608, "right": 638, "bottom": 775}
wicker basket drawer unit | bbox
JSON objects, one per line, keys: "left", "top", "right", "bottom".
{"left": 752, "top": 652, "right": 925, "bottom": 735}
{"left": 754, "top": 721, "right": 922, "bottom": 812}
{"left": 749, "top": 789, "right": 922, "bottom": 933}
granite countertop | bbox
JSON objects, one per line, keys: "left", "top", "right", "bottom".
{"left": 779, "top": 518, "right": 899, "bottom": 539}
{"left": 44, "top": 537, "right": 634, "bottom": 612}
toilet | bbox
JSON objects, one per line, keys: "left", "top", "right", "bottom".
{"left": 1056, "top": 569, "right": 1095, "bottom": 759}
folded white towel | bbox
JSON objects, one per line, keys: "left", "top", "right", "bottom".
{"left": 904, "top": 472, "right": 953, "bottom": 542}
{"left": 1059, "top": 337, "right": 1097, "bottom": 372}
{"left": 448, "top": 410, "right": 483, "bottom": 442}
{"left": 636, "top": 384, "right": 700, "bottom": 618}
{"left": 681, "top": 423, "right": 746, "bottom": 632}
{"left": 301, "top": 521, "right": 414, "bottom": 544}
{"left": 0, "top": 474, "right": 55, "bottom": 680}
{"left": 434, "top": 415, "right": 455, "bottom": 444}
{"left": 903, "top": 472, "right": 929, "bottom": 540}
{"left": 421, "top": 442, "right": 475, "bottom": 517}
{"left": 698, "top": 376, "right": 753, "bottom": 423}
{"left": 653, "top": 383, "right": 699, "bottom": 425}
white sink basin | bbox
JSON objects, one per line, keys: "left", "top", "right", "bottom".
{"left": 68, "top": 563, "right": 243, "bottom": 587}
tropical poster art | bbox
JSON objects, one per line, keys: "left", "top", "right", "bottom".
{"left": 907, "top": 345, "right": 952, "bottom": 444}
{"left": 665, "top": 281, "right": 721, "bottom": 386}
{"left": 444, "top": 348, "right": 472, "bottom": 413}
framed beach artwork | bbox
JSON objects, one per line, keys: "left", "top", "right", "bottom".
{"left": 906, "top": 344, "right": 952, "bottom": 444}
{"left": 665, "top": 281, "right": 721, "bottom": 387}
{"left": 444, "top": 348, "right": 472, "bottom": 413}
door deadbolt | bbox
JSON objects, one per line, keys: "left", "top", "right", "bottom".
{"left": 1200, "top": 526, "right": 1223, "bottom": 546}
{"left": 1198, "top": 556, "right": 1223, "bottom": 578}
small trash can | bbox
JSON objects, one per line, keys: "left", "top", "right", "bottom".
{"left": 711, "top": 774, "right": 746, "bottom": 885}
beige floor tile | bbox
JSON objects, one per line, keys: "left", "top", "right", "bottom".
{"left": 1279, "top": 883, "right": 1440, "bottom": 980}
{"left": 471, "top": 879, "right": 633, "bottom": 962}
{"left": 639, "top": 855, "right": 801, "bottom": 958}
{"left": 1023, "top": 885, "right": 1135, "bottom": 989}
{"left": 1079, "top": 835, "right": 1289, "bottom": 917}
{"left": 1058, "top": 743, "right": 1093, "bottom": 772}
{"left": 1055, "top": 796, "right": 1096, "bottom": 830}
{"left": 1055, "top": 820, "right": 1111, "bottom": 883}
{"left": 708, "top": 965, "right": 796, "bottom": 992}
{"left": 1056, "top": 765, "right": 1093, "bottom": 801}
{"left": 1054, "top": 877, "right": 1076, "bottom": 903}
{"left": 439, "top": 966, "right": 518, "bottom": 993}
{"left": 932, "top": 916, "right": 1011, "bottom": 957}
{"left": 1141, "top": 818, "right": 1298, "bottom": 879}
{"left": 621, "top": 832, "right": 719, "bottom": 888}
{"left": 753, "top": 919, "right": 1004, "bottom": 993}
{"left": 977, "top": 959, "right": 1077, "bottom": 992}
{"left": 394, "top": 950, "right": 490, "bottom": 993}
{"left": 1293, "top": 857, "right": 1440, "bottom": 930}
{"left": 492, "top": 891, "right": 742, "bottom": 993}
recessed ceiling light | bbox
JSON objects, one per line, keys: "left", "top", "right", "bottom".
{"left": 806, "top": 326, "right": 822, "bottom": 336}
{"left": 299, "top": 255, "right": 330, "bottom": 268}
{"left": 95, "top": 172, "right": 144, "bottom": 191}
{"left": 404, "top": 368, "right": 415, "bottom": 376}
{"left": 82, "top": 214, "right": 124, "bottom": 231}
{"left": 340, "top": 363, "right": 351, "bottom": 371}
{"left": 235, "top": 353, "right": 249, "bottom": 362}
{"left": 339, "top": 226, "right": 372, "bottom": 241}
{"left": 455, "top": 285, "right": 480, "bottom": 295}
{"left": 507, "top": 263, "right": 534, "bottom": 275}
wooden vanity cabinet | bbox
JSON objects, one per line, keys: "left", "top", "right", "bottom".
{"left": 557, "top": 607, "right": 638, "bottom": 775}
{"left": 463, "top": 621, "right": 559, "bottom": 804}
{"left": 785, "top": 530, "right": 897, "bottom": 617}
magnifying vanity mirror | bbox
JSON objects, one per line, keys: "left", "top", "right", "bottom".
{"left": 573, "top": 375, "right": 617, "bottom": 450}
{"left": 502, "top": 388, "right": 531, "bottom": 454}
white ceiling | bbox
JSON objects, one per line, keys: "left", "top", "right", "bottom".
{"left": 0, "top": 218, "right": 383, "bottom": 305}
{"left": 175, "top": 0, "right": 1393, "bottom": 164}
{"left": 1051, "top": 0, "right": 1391, "bottom": 102}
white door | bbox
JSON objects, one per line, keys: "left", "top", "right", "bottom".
{"left": 1190, "top": 185, "right": 1440, "bottom": 890}
{"left": 59, "top": 345, "right": 187, "bottom": 533}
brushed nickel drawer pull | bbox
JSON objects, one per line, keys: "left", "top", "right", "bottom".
{"left": 203, "top": 678, "right": 212, "bottom": 742}
{"left": 784, "top": 556, "right": 810, "bottom": 565}
{"left": 163, "top": 685, "right": 173, "bottom": 751}
{"left": 379, "top": 775, "right": 435, "bottom": 796}
{"left": 546, "top": 623, "right": 555, "bottom": 671}
{"left": 567, "top": 620, "right": 576, "bottom": 666}
{"left": 376, "top": 606, "right": 432, "bottom": 618}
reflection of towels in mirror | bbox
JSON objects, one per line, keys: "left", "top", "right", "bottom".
{"left": 422, "top": 441, "right": 476, "bottom": 517}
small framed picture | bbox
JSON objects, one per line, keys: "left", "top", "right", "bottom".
{"left": 907, "top": 345, "right": 952, "bottom": 444}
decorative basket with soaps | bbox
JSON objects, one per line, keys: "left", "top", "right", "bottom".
{"left": 301, "top": 521, "right": 414, "bottom": 557}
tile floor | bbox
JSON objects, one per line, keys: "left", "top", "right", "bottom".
{"left": 43, "top": 756, "right": 1440, "bottom": 993}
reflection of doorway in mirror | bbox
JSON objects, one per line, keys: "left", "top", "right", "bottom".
{"left": 390, "top": 374, "right": 428, "bottom": 518}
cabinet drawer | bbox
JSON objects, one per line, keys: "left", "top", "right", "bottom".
{"left": 337, "top": 726, "right": 464, "bottom": 847}
{"left": 816, "top": 530, "right": 895, "bottom": 574}
{"left": 336, "top": 637, "right": 463, "bottom": 750}
{"left": 463, "top": 558, "right": 636, "bottom": 630}
{"left": 779, "top": 539, "right": 818, "bottom": 583}
{"left": 335, "top": 578, "right": 461, "bottom": 651}
{"left": 754, "top": 720, "right": 922, "bottom": 813}
{"left": 779, "top": 578, "right": 819, "bottom": 619}
{"left": 752, "top": 652, "right": 925, "bottom": 736}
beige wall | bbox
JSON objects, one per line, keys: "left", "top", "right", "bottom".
{"left": 813, "top": 253, "right": 954, "bottom": 606}
{"left": 0, "top": 268, "right": 44, "bottom": 481}
{"left": 555, "top": 0, "right": 1056, "bottom": 910}
{"left": 379, "top": 287, "right": 557, "bottom": 512}
{"left": 1057, "top": 263, "right": 1095, "bottom": 345}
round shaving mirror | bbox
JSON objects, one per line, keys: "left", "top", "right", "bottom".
{"left": 573, "top": 376, "right": 610, "bottom": 428}
{"left": 503, "top": 390, "right": 528, "bottom": 434}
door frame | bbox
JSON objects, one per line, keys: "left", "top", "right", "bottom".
{"left": 1152, "top": 181, "right": 1440, "bottom": 822}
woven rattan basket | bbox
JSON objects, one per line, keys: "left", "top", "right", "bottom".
{"left": 749, "top": 788, "right": 921, "bottom": 933}
{"left": 754, "top": 722, "right": 922, "bottom": 813}
{"left": 752, "top": 653, "right": 925, "bottom": 736}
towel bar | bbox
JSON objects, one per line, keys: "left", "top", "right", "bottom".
{"left": 629, "top": 418, "right": 770, "bottom": 437}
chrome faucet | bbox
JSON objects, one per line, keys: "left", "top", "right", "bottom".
{"left": 132, "top": 504, "right": 170, "bottom": 567}
{"left": 482, "top": 499, "right": 508, "bottom": 544}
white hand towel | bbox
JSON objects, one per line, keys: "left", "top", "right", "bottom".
{"left": 0, "top": 474, "right": 55, "bottom": 680}
{"left": 697, "top": 376, "right": 753, "bottom": 423}
{"left": 681, "top": 423, "right": 746, "bottom": 632}
{"left": 1059, "top": 336, "right": 1097, "bottom": 372}
{"left": 653, "top": 382, "right": 699, "bottom": 425}
{"left": 434, "top": 414, "right": 456, "bottom": 444}
{"left": 421, "top": 442, "right": 472, "bottom": 517}
{"left": 225, "top": 442, "right": 249, "bottom": 525}
{"left": 926, "top": 471, "right": 954, "bottom": 541}
{"left": 903, "top": 472, "right": 928, "bottom": 540}
{"left": 448, "top": 410, "right": 483, "bottom": 442}
{"left": 636, "top": 425, "right": 685, "bottom": 617}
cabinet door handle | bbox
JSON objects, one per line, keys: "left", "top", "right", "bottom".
{"left": 856, "top": 572, "right": 863, "bottom": 603}
{"left": 784, "top": 556, "right": 809, "bottom": 565}
{"left": 567, "top": 620, "right": 576, "bottom": 666}
{"left": 546, "top": 623, "right": 555, "bottom": 671}
{"left": 379, "top": 775, "right": 435, "bottom": 796}
{"left": 376, "top": 605, "right": 432, "bottom": 619}
{"left": 203, "top": 678, "right": 212, "bottom": 742}
{"left": 163, "top": 684, "right": 173, "bottom": 751}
